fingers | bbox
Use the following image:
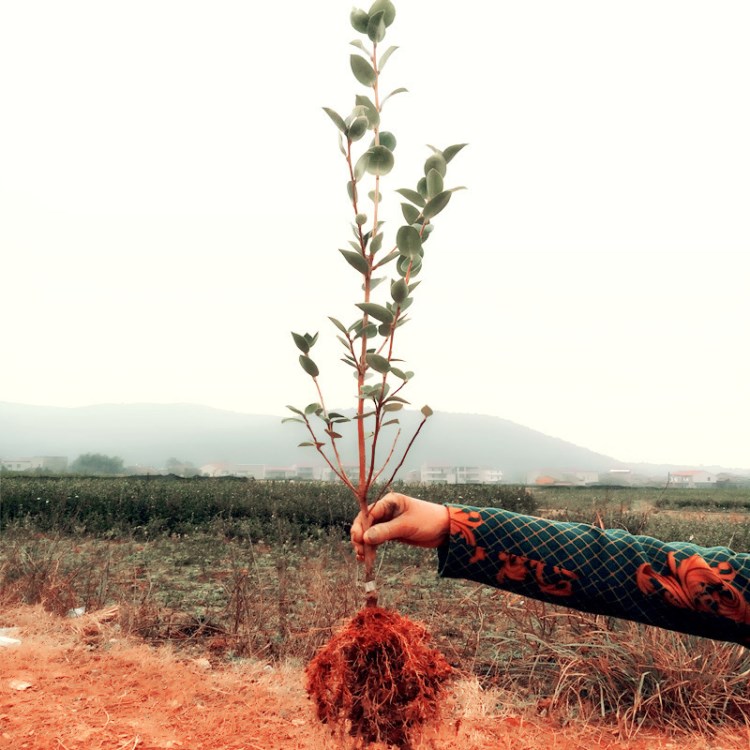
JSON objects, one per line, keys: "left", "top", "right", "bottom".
{"left": 350, "top": 492, "right": 407, "bottom": 560}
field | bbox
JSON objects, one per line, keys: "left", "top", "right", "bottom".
{"left": 2, "top": 477, "right": 750, "bottom": 749}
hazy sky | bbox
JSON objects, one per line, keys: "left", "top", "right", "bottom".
{"left": 2, "top": 1, "right": 749, "bottom": 468}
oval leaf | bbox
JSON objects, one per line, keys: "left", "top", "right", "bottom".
{"left": 443, "top": 143, "right": 468, "bottom": 163}
{"left": 356, "top": 302, "right": 394, "bottom": 324}
{"left": 365, "top": 145, "right": 394, "bottom": 176}
{"left": 424, "top": 152, "right": 447, "bottom": 178}
{"left": 366, "top": 353, "right": 391, "bottom": 373}
{"left": 423, "top": 190, "right": 452, "bottom": 219}
{"left": 378, "top": 45, "right": 398, "bottom": 70}
{"left": 299, "top": 355, "right": 319, "bottom": 378}
{"left": 328, "top": 317, "right": 349, "bottom": 335}
{"left": 291, "top": 331, "right": 309, "bottom": 353}
{"left": 350, "top": 8, "right": 369, "bottom": 33}
{"left": 350, "top": 55, "right": 376, "bottom": 86}
{"left": 339, "top": 249, "right": 369, "bottom": 275}
{"left": 367, "top": 10, "right": 386, "bottom": 43}
{"left": 347, "top": 115, "right": 369, "bottom": 141}
{"left": 396, "top": 188, "right": 425, "bottom": 208}
{"left": 369, "top": 0, "right": 396, "bottom": 26}
{"left": 322, "top": 107, "right": 346, "bottom": 133}
{"left": 378, "top": 131, "right": 397, "bottom": 151}
{"left": 426, "top": 168, "right": 443, "bottom": 199}
{"left": 390, "top": 278, "right": 408, "bottom": 303}
{"left": 396, "top": 225, "right": 422, "bottom": 259}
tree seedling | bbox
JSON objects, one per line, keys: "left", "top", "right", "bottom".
{"left": 285, "top": 3, "right": 463, "bottom": 746}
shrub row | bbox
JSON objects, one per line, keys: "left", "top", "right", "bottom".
{"left": 0, "top": 477, "right": 536, "bottom": 542}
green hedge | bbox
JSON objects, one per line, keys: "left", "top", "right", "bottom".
{"left": 0, "top": 477, "right": 535, "bottom": 542}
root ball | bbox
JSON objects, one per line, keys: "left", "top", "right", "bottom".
{"left": 306, "top": 606, "right": 452, "bottom": 749}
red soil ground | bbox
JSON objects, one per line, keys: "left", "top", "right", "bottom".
{"left": 1, "top": 605, "right": 747, "bottom": 750}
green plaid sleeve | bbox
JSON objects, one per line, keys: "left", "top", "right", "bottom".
{"left": 437, "top": 504, "right": 750, "bottom": 645}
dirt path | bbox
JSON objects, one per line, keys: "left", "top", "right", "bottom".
{"left": 0, "top": 605, "right": 746, "bottom": 750}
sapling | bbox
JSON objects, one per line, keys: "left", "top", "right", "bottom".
{"left": 285, "top": 2, "right": 464, "bottom": 746}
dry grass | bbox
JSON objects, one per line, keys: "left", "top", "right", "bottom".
{"left": 2, "top": 530, "right": 750, "bottom": 741}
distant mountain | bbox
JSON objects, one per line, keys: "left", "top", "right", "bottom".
{"left": 0, "top": 401, "right": 627, "bottom": 481}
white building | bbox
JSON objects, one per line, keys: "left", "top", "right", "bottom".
{"left": 413, "top": 464, "right": 504, "bottom": 485}
{"left": 1, "top": 456, "right": 68, "bottom": 473}
{"left": 668, "top": 470, "right": 717, "bottom": 488}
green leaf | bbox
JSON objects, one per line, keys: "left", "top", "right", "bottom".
{"left": 370, "top": 232, "right": 384, "bottom": 254}
{"left": 367, "top": 10, "right": 386, "bottom": 43}
{"left": 396, "top": 225, "right": 422, "bottom": 259}
{"left": 298, "top": 442, "right": 315, "bottom": 448}
{"left": 299, "top": 355, "right": 319, "bottom": 378}
{"left": 291, "top": 331, "right": 309, "bottom": 353}
{"left": 417, "top": 177, "right": 428, "bottom": 198}
{"left": 423, "top": 190, "right": 452, "bottom": 219}
{"left": 347, "top": 180, "right": 357, "bottom": 202}
{"left": 322, "top": 107, "right": 347, "bottom": 133}
{"left": 366, "top": 353, "right": 391, "bottom": 373}
{"left": 350, "top": 39, "right": 368, "bottom": 53}
{"left": 378, "top": 45, "right": 398, "bottom": 70}
{"left": 354, "top": 152, "right": 369, "bottom": 181}
{"left": 443, "top": 143, "right": 468, "bottom": 163}
{"left": 355, "top": 95, "right": 380, "bottom": 127}
{"left": 304, "top": 331, "right": 319, "bottom": 348}
{"left": 390, "top": 278, "right": 408, "bottom": 303}
{"left": 369, "top": 0, "right": 396, "bottom": 26}
{"left": 304, "top": 402, "right": 321, "bottom": 415}
{"left": 369, "top": 275, "right": 386, "bottom": 290}
{"left": 328, "top": 317, "right": 349, "bottom": 335}
{"left": 381, "top": 87, "right": 408, "bottom": 106}
{"left": 395, "top": 188, "right": 425, "bottom": 207}
{"left": 364, "top": 146, "right": 394, "bottom": 176}
{"left": 368, "top": 190, "right": 383, "bottom": 203}
{"left": 378, "top": 322, "right": 391, "bottom": 336}
{"left": 281, "top": 417, "right": 304, "bottom": 424}
{"left": 401, "top": 203, "right": 420, "bottom": 224}
{"left": 386, "top": 395, "right": 410, "bottom": 404}
{"left": 347, "top": 115, "right": 369, "bottom": 141}
{"left": 382, "top": 418, "right": 400, "bottom": 426}
{"left": 389, "top": 367, "right": 406, "bottom": 380}
{"left": 383, "top": 402, "right": 403, "bottom": 412}
{"left": 356, "top": 302, "right": 394, "bottom": 324}
{"left": 350, "top": 8, "right": 370, "bottom": 33}
{"left": 350, "top": 55, "right": 376, "bottom": 86}
{"left": 378, "top": 131, "right": 397, "bottom": 151}
{"left": 375, "top": 249, "right": 400, "bottom": 268}
{"left": 426, "top": 168, "right": 443, "bottom": 198}
{"left": 421, "top": 405, "right": 434, "bottom": 417}
{"left": 424, "top": 152, "right": 447, "bottom": 177}
{"left": 285, "top": 405, "right": 304, "bottom": 415}
{"left": 339, "top": 249, "right": 369, "bottom": 275}
{"left": 397, "top": 255, "right": 421, "bottom": 277}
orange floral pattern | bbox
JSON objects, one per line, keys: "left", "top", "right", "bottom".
{"left": 448, "top": 506, "right": 488, "bottom": 563}
{"left": 636, "top": 553, "right": 750, "bottom": 626}
{"left": 448, "top": 506, "right": 484, "bottom": 547}
{"left": 496, "top": 551, "right": 579, "bottom": 597}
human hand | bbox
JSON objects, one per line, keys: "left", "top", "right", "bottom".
{"left": 350, "top": 492, "right": 450, "bottom": 561}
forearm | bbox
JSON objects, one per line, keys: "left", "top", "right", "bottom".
{"left": 437, "top": 504, "right": 750, "bottom": 645}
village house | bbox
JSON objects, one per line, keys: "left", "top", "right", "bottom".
{"left": 668, "top": 470, "right": 717, "bottom": 488}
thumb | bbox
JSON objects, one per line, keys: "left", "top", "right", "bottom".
{"left": 363, "top": 521, "right": 396, "bottom": 546}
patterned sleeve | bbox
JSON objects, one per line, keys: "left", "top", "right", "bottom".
{"left": 437, "top": 504, "right": 750, "bottom": 645}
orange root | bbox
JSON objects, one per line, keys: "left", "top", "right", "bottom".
{"left": 306, "top": 607, "right": 452, "bottom": 749}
